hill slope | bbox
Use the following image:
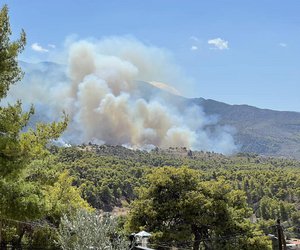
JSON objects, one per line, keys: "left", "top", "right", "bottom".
{"left": 193, "top": 98, "right": 300, "bottom": 159}
{"left": 17, "top": 61, "right": 300, "bottom": 159}
{"left": 134, "top": 81, "right": 300, "bottom": 159}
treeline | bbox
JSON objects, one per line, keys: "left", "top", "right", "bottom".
{"left": 34, "top": 144, "right": 299, "bottom": 249}
{"left": 58, "top": 145, "right": 300, "bottom": 233}
{"left": 5, "top": 141, "right": 300, "bottom": 249}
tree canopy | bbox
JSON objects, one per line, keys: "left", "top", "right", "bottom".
{"left": 0, "top": 5, "right": 91, "bottom": 249}
{"left": 0, "top": 4, "right": 68, "bottom": 179}
{"left": 126, "top": 166, "right": 271, "bottom": 250}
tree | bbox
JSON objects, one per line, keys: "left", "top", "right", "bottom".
{"left": 0, "top": 4, "right": 68, "bottom": 178}
{"left": 57, "top": 210, "right": 127, "bottom": 250}
{"left": 0, "top": 2, "right": 68, "bottom": 210}
{"left": 126, "top": 166, "right": 271, "bottom": 250}
{"left": 0, "top": 156, "right": 93, "bottom": 249}
{"left": 0, "top": 4, "right": 69, "bottom": 247}
{"left": 45, "top": 171, "right": 93, "bottom": 224}
{"left": 0, "top": 5, "right": 26, "bottom": 99}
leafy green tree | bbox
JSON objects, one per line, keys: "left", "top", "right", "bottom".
{"left": 0, "top": 157, "right": 93, "bottom": 249}
{"left": 45, "top": 171, "right": 93, "bottom": 224}
{"left": 126, "top": 166, "right": 271, "bottom": 250}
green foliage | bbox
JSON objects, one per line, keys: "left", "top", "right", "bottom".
{"left": 125, "top": 166, "right": 271, "bottom": 250}
{"left": 0, "top": 4, "right": 68, "bottom": 178}
{"left": 0, "top": 2, "right": 69, "bottom": 219}
{"left": 0, "top": 156, "right": 94, "bottom": 249}
{"left": 57, "top": 210, "right": 127, "bottom": 250}
{"left": 0, "top": 5, "right": 83, "bottom": 249}
{"left": 0, "top": 4, "right": 26, "bottom": 99}
{"left": 45, "top": 171, "right": 93, "bottom": 224}
{"left": 24, "top": 224, "right": 58, "bottom": 250}
{"left": 0, "top": 179, "right": 46, "bottom": 221}
{"left": 57, "top": 146, "right": 149, "bottom": 211}
{"left": 54, "top": 144, "right": 300, "bottom": 239}
{"left": 0, "top": 4, "right": 30, "bottom": 176}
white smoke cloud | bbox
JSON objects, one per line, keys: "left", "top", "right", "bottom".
{"left": 10, "top": 37, "right": 237, "bottom": 154}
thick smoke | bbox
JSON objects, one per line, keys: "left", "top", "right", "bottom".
{"left": 8, "top": 37, "right": 237, "bottom": 154}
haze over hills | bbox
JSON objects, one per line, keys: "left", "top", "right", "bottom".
{"left": 10, "top": 61, "right": 300, "bottom": 159}
{"left": 134, "top": 80, "right": 300, "bottom": 159}
{"left": 194, "top": 98, "right": 300, "bottom": 159}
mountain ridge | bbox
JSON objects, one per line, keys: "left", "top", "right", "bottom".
{"left": 192, "top": 97, "right": 300, "bottom": 159}
{"left": 17, "top": 61, "right": 300, "bottom": 159}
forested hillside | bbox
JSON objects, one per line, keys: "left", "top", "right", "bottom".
{"left": 54, "top": 145, "right": 300, "bottom": 247}
{"left": 3, "top": 142, "right": 300, "bottom": 249}
{"left": 58, "top": 144, "right": 300, "bottom": 217}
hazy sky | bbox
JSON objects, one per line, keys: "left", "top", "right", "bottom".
{"left": 3, "top": 0, "right": 300, "bottom": 112}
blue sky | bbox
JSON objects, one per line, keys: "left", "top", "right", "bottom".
{"left": 3, "top": 0, "right": 300, "bottom": 112}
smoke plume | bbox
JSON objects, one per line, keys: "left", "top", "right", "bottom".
{"left": 8, "top": 37, "right": 237, "bottom": 154}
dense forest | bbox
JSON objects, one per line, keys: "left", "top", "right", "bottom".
{"left": 59, "top": 146, "right": 300, "bottom": 246}
{"left": 1, "top": 4, "right": 300, "bottom": 250}
{"left": 3, "top": 142, "right": 300, "bottom": 249}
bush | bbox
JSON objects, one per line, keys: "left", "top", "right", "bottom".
{"left": 57, "top": 210, "right": 127, "bottom": 250}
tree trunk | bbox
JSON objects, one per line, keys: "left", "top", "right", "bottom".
{"left": 13, "top": 225, "right": 25, "bottom": 250}
{"left": 202, "top": 229, "right": 211, "bottom": 250}
{"left": 0, "top": 220, "right": 5, "bottom": 250}
{"left": 0, "top": 220, "right": 2, "bottom": 247}
{"left": 192, "top": 225, "right": 201, "bottom": 250}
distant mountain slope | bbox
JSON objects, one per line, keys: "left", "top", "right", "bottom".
{"left": 17, "top": 61, "right": 300, "bottom": 159}
{"left": 102, "top": 79, "right": 300, "bottom": 159}
{"left": 193, "top": 98, "right": 300, "bottom": 159}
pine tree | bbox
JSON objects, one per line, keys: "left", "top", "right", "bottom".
{"left": 0, "top": 4, "right": 67, "bottom": 178}
{"left": 0, "top": 4, "right": 68, "bottom": 222}
{"left": 126, "top": 166, "right": 272, "bottom": 250}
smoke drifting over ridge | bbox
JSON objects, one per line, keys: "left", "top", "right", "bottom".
{"left": 10, "top": 37, "right": 237, "bottom": 154}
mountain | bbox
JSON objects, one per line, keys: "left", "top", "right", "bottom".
{"left": 192, "top": 98, "right": 300, "bottom": 159}
{"left": 135, "top": 81, "right": 300, "bottom": 159}
{"left": 17, "top": 61, "right": 300, "bottom": 159}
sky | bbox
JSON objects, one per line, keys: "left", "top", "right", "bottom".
{"left": 3, "top": 0, "right": 300, "bottom": 112}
